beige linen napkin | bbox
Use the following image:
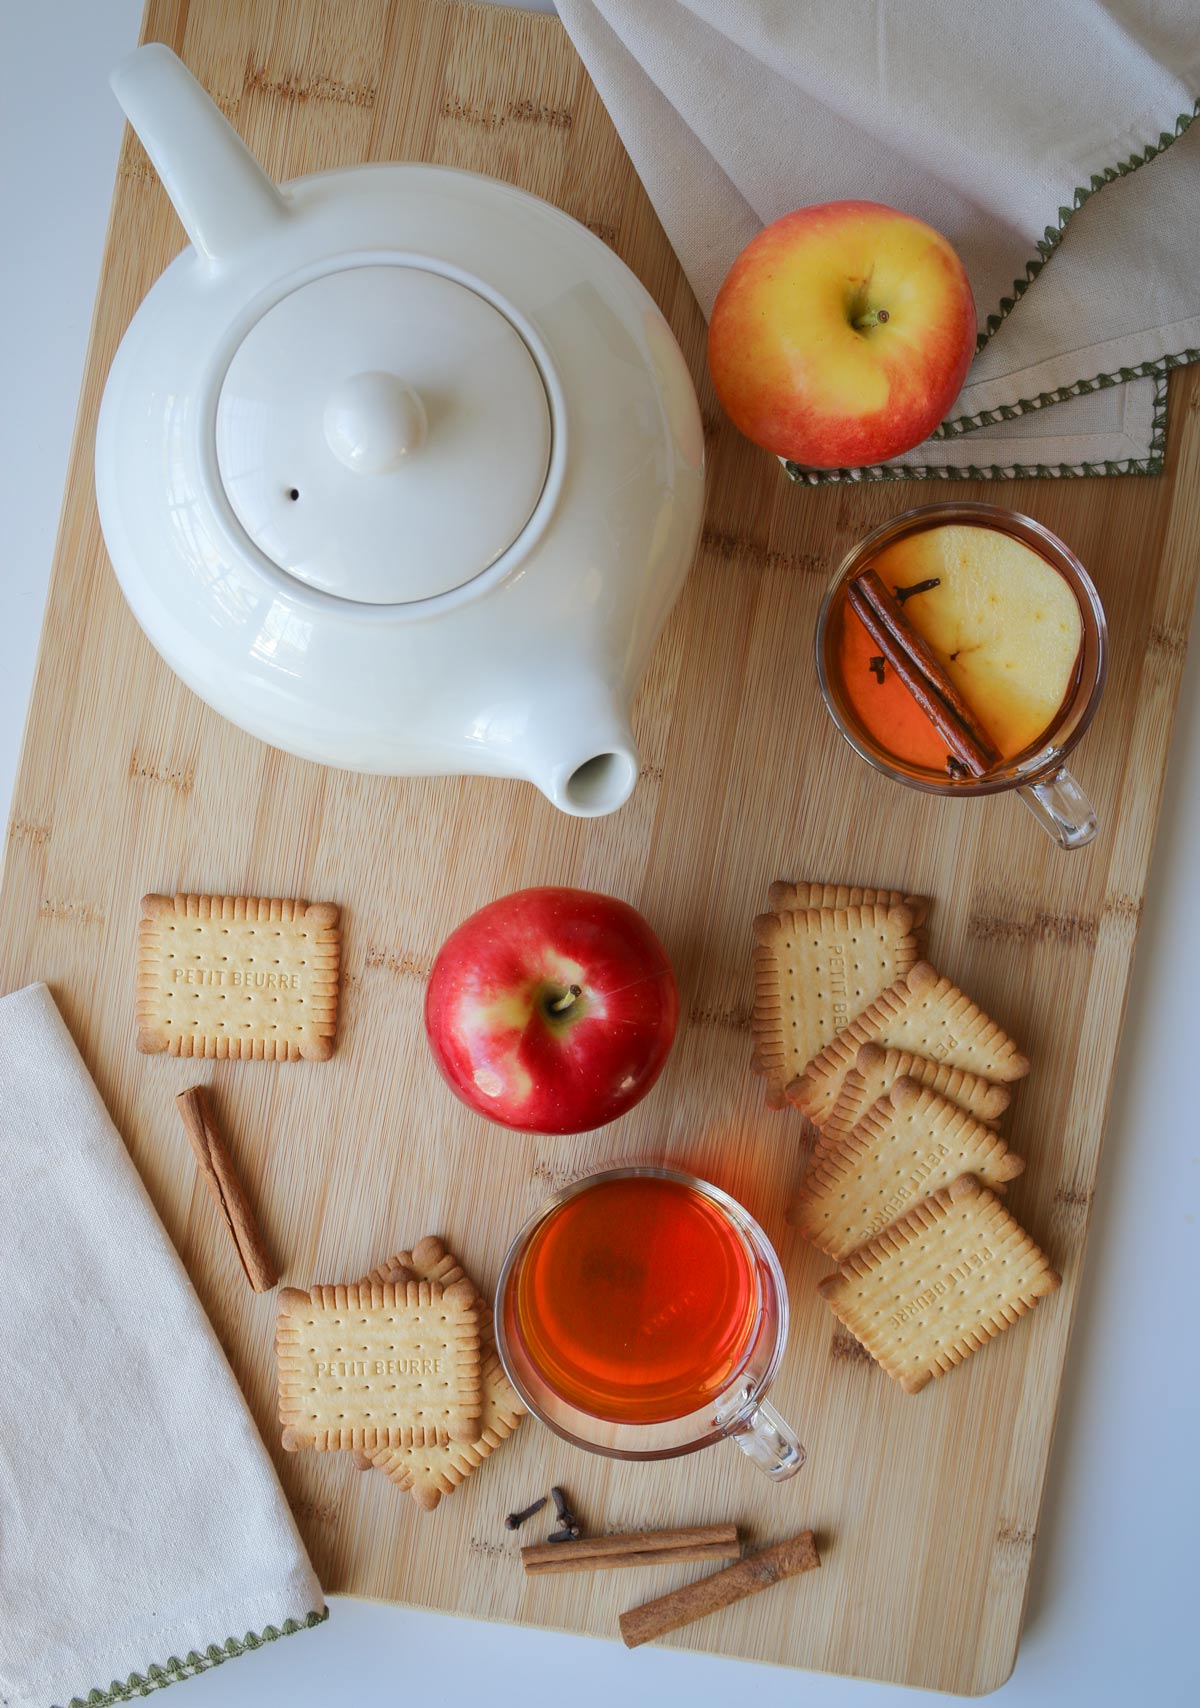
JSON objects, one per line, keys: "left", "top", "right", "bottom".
{"left": 558, "top": 0, "right": 1200, "bottom": 479}
{"left": 0, "top": 984, "right": 325, "bottom": 1708}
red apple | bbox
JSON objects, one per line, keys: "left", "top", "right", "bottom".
{"left": 707, "top": 200, "right": 976, "bottom": 468}
{"left": 424, "top": 886, "right": 679, "bottom": 1134}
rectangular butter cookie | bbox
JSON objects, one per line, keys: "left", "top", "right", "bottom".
{"left": 277, "top": 1279, "right": 482, "bottom": 1450}
{"left": 752, "top": 904, "right": 918, "bottom": 1109}
{"left": 818, "top": 1174, "right": 1060, "bottom": 1393}
{"left": 791, "top": 1079, "right": 1024, "bottom": 1260}
{"left": 136, "top": 893, "right": 340, "bottom": 1061}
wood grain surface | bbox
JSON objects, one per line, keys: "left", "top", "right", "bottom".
{"left": 2, "top": 0, "right": 1198, "bottom": 1692}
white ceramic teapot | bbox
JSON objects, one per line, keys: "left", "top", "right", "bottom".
{"left": 95, "top": 46, "right": 704, "bottom": 817}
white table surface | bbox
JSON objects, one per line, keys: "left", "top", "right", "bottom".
{"left": 1, "top": 2, "right": 1196, "bottom": 1703}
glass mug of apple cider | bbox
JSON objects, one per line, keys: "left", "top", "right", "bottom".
{"left": 496, "top": 1167, "right": 805, "bottom": 1479}
{"left": 816, "top": 502, "right": 1107, "bottom": 848}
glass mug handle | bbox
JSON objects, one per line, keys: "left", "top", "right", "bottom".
{"left": 1017, "top": 764, "right": 1099, "bottom": 849}
{"left": 716, "top": 1386, "right": 806, "bottom": 1480}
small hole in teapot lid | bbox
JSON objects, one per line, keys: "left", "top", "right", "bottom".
{"left": 287, "top": 487, "right": 300, "bottom": 501}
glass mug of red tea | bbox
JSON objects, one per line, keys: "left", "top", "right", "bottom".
{"left": 815, "top": 501, "right": 1107, "bottom": 848}
{"left": 496, "top": 1166, "right": 805, "bottom": 1479}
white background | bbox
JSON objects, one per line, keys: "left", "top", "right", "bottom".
{"left": 1, "top": 2, "right": 1196, "bottom": 1704}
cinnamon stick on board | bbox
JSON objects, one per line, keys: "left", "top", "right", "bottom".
{"left": 523, "top": 1525, "right": 740, "bottom": 1575}
{"left": 175, "top": 1086, "right": 277, "bottom": 1292}
{"left": 619, "top": 1531, "right": 821, "bottom": 1649}
{"left": 847, "top": 567, "right": 1001, "bottom": 777}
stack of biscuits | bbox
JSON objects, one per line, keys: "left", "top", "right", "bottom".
{"left": 276, "top": 1236, "right": 525, "bottom": 1510}
{"left": 752, "top": 881, "right": 1060, "bottom": 1393}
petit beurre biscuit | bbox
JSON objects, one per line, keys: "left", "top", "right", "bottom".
{"left": 768, "top": 881, "right": 930, "bottom": 934}
{"left": 812, "top": 1042, "right": 1013, "bottom": 1168}
{"left": 137, "top": 893, "right": 340, "bottom": 1060}
{"left": 791, "top": 1079, "right": 1025, "bottom": 1260}
{"left": 276, "top": 1278, "right": 482, "bottom": 1450}
{"left": 790, "top": 962, "right": 1030, "bottom": 1124}
{"left": 818, "top": 1174, "right": 1060, "bottom": 1393}
{"left": 352, "top": 1238, "right": 526, "bottom": 1507}
{"left": 752, "top": 904, "right": 919, "bottom": 1108}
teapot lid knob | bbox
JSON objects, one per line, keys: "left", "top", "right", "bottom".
{"left": 324, "top": 371, "right": 428, "bottom": 473}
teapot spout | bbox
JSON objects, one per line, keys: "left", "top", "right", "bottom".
{"left": 525, "top": 689, "right": 640, "bottom": 818}
{"left": 110, "top": 44, "right": 285, "bottom": 262}
{"left": 557, "top": 748, "right": 640, "bottom": 815}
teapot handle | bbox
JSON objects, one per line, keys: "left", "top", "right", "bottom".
{"left": 110, "top": 44, "right": 286, "bottom": 263}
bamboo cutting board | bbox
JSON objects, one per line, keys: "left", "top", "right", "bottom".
{"left": 2, "top": 0, "right": 1198, "bottom": 1693}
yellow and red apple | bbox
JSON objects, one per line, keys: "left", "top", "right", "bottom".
{"left": 707, "top": 200, "right": 976, "bottom": 468}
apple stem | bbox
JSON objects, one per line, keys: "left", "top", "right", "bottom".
{"left": 548, "top": 985, "right": 582, "bottom": 1014}
{"left": 854, "top": 307, "right": 890, "bottom": 330}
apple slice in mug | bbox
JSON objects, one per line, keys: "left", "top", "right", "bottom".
{"left": 872, "top": 524, "right": 1084, "bottom": 759}
{"left": 425, "top": 886, "right": 679, "bottom": 1135}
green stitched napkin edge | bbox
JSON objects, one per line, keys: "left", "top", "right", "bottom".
{"left": 931, "top": 349, "right": 1195, "bottom": 442}
{"left": 54, "top": 1609, "right": 329, "bottom": 1707}
{"left": 969, "top": 100, "right": 1200, "bottom": 360}
{"left": 784, "top": 101, "right": 1200, "bottom": 483}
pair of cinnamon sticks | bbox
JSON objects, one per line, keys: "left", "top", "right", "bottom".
{"left": 848, "top": 567, "right": 1000, "bottom": 777}
{"left": 522, "top": 1525, "right": 822, "bottom": 1650}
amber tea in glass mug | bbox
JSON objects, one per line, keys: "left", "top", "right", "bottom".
{"left": 816, "top": 502, "right": 1107, "bottom": 848}
{"left": 496, "top": 1167, "right": 805, "bottom": 1478}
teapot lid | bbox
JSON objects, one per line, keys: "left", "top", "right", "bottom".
{"left": 215, "top": 265, "right": 552, "bottom": 605}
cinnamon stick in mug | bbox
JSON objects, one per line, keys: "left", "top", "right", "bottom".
{"left": 175, "top": 1086, "right": 277, "bottom": 1292}
{"left": 619, "top": 1531, "right": 820, "bottom": 1648}
{"left": 847, "top": 568, "right": 1000, "bottom": 777}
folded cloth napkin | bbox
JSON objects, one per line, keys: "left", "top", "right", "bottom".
{"left": 557, "top": 0, "right": 1200, "bottom": 479}
{"left": 0, "top": 985, "right": 325, "bottom": 1708}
